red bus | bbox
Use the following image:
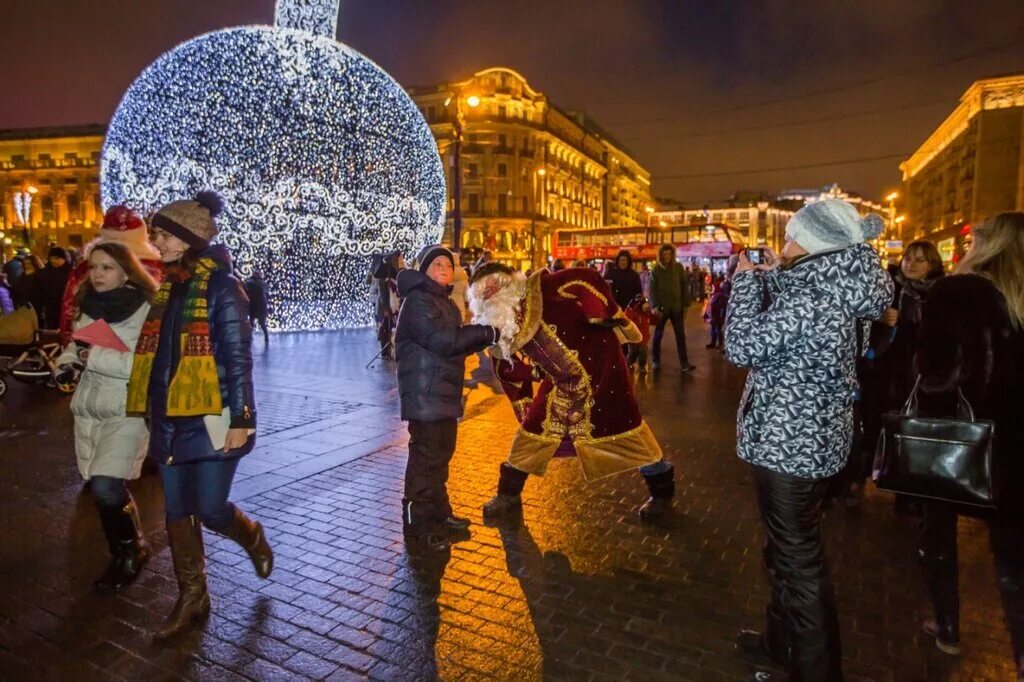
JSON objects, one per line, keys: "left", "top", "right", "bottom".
{"left": 552, "top": 223, "right": 744, "bottom": 272}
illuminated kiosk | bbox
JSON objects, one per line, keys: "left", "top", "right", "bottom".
{"left": 101, "top": 0, "right": 445, "bottom": 330}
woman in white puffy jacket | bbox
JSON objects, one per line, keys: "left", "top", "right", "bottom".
{"left": 57, "top": 241, "right": 158, "bottom": 592}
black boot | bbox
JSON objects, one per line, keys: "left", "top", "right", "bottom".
{"left": 639, "top": 463, "right": 675, "bottom": 521}
{"left": 219, "top": 506, "right": 273, "bottom": 579}
{"left": 94, "top": 496, "right": 151, "bottom": 593}
{"left": 919, "top": 547, "right": 960, "bottom": 655}
{"left": 402, "top": 499, "right": 450, "bottom": 552}
{"left": 482, "top": 463, "right": 529, "bottom": 518}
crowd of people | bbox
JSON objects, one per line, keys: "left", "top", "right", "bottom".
{"left": 1, "top": 196, "right": 1021, "bottom": 681}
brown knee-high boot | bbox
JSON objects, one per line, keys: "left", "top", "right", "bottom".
{"left": 154, "top": 516, "right": 210, "bottom": 641}
{"left": 220, "top": 506, "right": 274, "bottom": 579}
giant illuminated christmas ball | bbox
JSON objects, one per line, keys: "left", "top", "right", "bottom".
{"left": 101, "top": 0, "right": 445, "bottom": 329}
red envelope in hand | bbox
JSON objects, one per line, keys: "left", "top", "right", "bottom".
{"left": 72, "top": 319, "right": 131, "bottom": 352}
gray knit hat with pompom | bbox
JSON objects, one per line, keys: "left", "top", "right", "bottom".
{"left": 784, "top": 199, "right": 884, "bottom": 255}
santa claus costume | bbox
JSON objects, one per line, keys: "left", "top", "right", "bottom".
{"left": 60, "top": 206, "right": 164, "bottom": 347}
{"left": 469, "top": 263, "right": 676, "bottom": 520}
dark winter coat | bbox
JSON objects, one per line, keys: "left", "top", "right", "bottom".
{"left": 915, "top": 274, "right": 1024, "bottom": 514}
{"left": 709, "top": 280, "right": 731, "bottom": 325}
{"left": 0, "top": 283, "right": 13, "bottom": 315}
{"left": 604, "top": 250, "right": 643, "bottom": 310}
{"left": 244, "top": 276, "right": 268, "bottom": 318}
{"left": 726, "top": 244, "right": 893, "bottom": 479}
{"left": 33, "top": 262, "right": 72, "bottom": 329}
{"left": 395, "top": 269, "right": 496, "bottom": 422}
{"left": 149, "top": 246, "right": 256, "bottom": 464}
{"left": 649, "top": 244, "right": 692, "bottom": 313}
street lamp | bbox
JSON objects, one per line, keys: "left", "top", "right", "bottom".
{"left": 446, "top": 91, "right": 480, "bottom": 251}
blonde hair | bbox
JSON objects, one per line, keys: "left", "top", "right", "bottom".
{"left": 956, "top": 212, "right": 1024, "bottom": 328}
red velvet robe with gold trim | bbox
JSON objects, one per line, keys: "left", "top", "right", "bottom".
{"left": 492, "top": 268, "right": 662, "bottom": 481}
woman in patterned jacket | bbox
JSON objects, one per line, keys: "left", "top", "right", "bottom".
{"left": 725, "top": 199, "right": 892, "bottom": 682}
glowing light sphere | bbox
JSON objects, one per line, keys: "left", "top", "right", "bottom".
{"left": 101, "top": 1, "right": 445, "bottom": 330}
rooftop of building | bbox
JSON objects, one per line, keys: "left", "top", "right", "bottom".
{"left": 0, "top": 124, "right": 106, "bottom": 142}
{"left": 900, "top": 71, "right": 1024, "bottom": 179}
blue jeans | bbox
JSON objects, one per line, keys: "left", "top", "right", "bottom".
{"left": 159, "top": 458, "right": 239, "bottom": 531}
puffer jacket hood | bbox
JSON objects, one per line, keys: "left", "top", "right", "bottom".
{"left": 725, "top": 243, "right": 893, "bottom": 479}
{"left": 614, "top": 249, "right": 634, "bottom": 269}
{"left": 767, "top": 244, "right": 892, "bottom": 319}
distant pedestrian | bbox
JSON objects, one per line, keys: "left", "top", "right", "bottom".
{"left": 604, "top": 249, "right": 642, "bottom": 311}
{"left": 244, "top": 271, "right": 270, "bottom": 344}
{"left": 0, "top": 274, "right": 14, "bottom": 315}
{"left": 370, "top": 253, "right": 401, "bottom": 358}
{"left": 649, "top": 243, "right": 695, "bottom": 372}
{"left": 395, "top": 244, "right": 500, "bottom": 552}
{"left": 706, "top": 268, "right": 733, "bottom": 350}
{"left": 56, "top": 242, "right": 158, "bottom": 593}
{"left": 11, "top": 255, "right": 42, "bottom": 309}
{"left": 727, "top": 200, "right": 891, "bottom": 681}
{"left": 35, "top": 246, "right": 72, "bottom": 329}
{"left": 624, "top": 294, "right": 653, "bottom": 373}
{"left": 129, "top": 192, "right": 272, "bottom": 640}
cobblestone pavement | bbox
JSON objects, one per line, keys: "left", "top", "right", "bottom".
{"left": 0, "top": 313, "right": 1016, "bottom": 680}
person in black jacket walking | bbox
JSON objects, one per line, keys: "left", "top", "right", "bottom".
{"left": 913, "top": 212, "right": 1024, "bottom": 676}
{"left": 604, "top": 249, "right": 642, "bottom": 310}
{"left": 395, "top": 244, "right": 500, "bottom": 551}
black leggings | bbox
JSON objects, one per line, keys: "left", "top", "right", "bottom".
{"left": 90, "top": 475, "right": 129, "bottom": 509}
{"left": 921, "top": 502, "right": 1024, "bottom": 664}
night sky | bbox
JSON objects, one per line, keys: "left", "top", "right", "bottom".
{"left": 2, "top": 0, "right": 1022, "bottom": 204}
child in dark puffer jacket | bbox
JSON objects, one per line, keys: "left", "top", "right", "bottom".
{"left": 395, "top": 244, "right": 500, "bottom": 551}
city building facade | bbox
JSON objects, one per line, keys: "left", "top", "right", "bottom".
{"left": 0, "top": 125, "right": 105, "bottom": 258}
{"left": 408, "top": 67, "right": 652, "bottom": 269}
{"left": 899, "top": 73, "right": 1024, "bottom": 267}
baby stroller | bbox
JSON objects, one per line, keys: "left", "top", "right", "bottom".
{"left": 0, "top": 307, "right": 74, "bottom": 398}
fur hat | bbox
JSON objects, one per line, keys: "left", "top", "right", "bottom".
{"left": 95, "top": 205, "right": 160, "bottom": 261}
{"left": 785, "top": 199, "right": 885, "bottom": 255}
{"left": 152, "top": 191, "right": 224, "bottom": 249}
{"left": 416, "top": 244, "right": 454, "bottom": 274}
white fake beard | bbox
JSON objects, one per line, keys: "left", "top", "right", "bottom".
{"left": 468, "top": 273, "right": 526, "bottom": 357}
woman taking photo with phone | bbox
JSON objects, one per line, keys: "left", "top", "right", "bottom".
{"left": 57, "top": 237, "right": 158, "bottom": 592}
{"left": 126, "top": 192, "right": 272, "bottom": 640}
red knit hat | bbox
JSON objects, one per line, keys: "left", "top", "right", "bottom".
{"left": 93, "top": 205, "right": 160, "bottom": 261}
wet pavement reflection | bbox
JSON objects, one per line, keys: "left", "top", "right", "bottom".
{"left": 0, "top": 316, "right": 1016, "bottom": 680}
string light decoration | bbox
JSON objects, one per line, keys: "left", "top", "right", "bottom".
{"left": 100, "top": 0, "right": 445, "bottom": 330}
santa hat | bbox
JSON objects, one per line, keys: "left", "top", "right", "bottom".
{"left": 92, "top": 205, "right": 161, "bottom": 261}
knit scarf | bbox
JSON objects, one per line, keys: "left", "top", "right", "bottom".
{"left": 126, "top": 256, "right": 222, "bottom": 416}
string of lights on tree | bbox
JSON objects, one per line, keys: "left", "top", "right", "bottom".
{"left": 100, "top": 0, "right": 445, "bottom": 330}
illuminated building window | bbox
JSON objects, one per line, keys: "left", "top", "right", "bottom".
{"left": 467, "top": 163, "right": 479, "bottom": 179}
{"left": 41, "top": 196, "right": 55, "bottom": 222}
{"left": 67, "top": 194, "right": 81, "bottom": 222}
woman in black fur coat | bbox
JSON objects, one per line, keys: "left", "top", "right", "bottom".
{"left": 913, "top": 212, "right": 1024, "bottom": 677}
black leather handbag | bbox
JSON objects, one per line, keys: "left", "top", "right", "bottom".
{"left": 874, "top": 377, "right": 997, "bottom": 509}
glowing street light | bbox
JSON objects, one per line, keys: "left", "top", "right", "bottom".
{"left": 536, "top": 168, "right": 546, "bottom": 176}
{"left": 885, "top": 191, "right": 898, "bottom": 203}
{"left": 465, "top": 95, "right": 481, "bottom": 108}
{"left": 894, "top": 215, "right": 906, "bottom": 224}
{"left": 27, "top": 185, "right": 38, "bottom": 194}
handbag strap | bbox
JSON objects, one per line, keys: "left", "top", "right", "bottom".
{"left": 903, "top": 374, "right": 977, "bottom": 422}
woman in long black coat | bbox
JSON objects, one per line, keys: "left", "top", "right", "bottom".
{"left": 913, "top": 212, "right": 1024, "bottom": 676}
